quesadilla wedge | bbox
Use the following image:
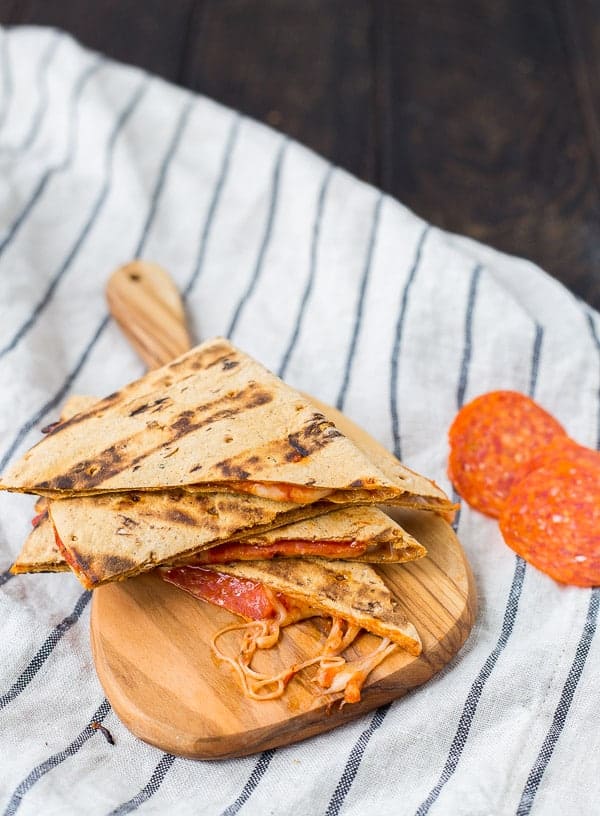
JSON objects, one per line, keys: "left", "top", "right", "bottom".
{"left": 182, "top": 505, "right": 426, "bottom": 565}
{"left": 0, "top": 338, "right": 453, "bottom": 513}
{"left": 161, "top": 558, "right": 420, "bottom": 704}
{"left": 13, "top": 504, "right": 426, "bottom": 577}
{"left": 41, "top": 499, "right": 426, "bottom": 586}
{"left": 11, "top": 508, "right": 66, "bottom": 574}
{"left": 11, "top": 395, "right": 427, "bottom": 582}
{"left": 47, "top": 490, "right": 330, "bottom": 589}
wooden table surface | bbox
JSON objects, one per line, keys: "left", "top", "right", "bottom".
{"left": 2, "top": 1, "right": 599, "bottom": 309}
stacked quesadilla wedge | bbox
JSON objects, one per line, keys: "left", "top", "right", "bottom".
{"left": 3, "top": 338, "right": 454, "bottom": 705}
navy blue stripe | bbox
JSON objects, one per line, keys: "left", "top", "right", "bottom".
{"left": 0, "top": 29, "right": 13, "bottom": 133}
{"left": 448, "top": 263, "right": 483, "bottom": 532}
{"left": 108, "top": 754, "right": 176, "bottom": 815}
{"left": 0, "top": 91, "right": 193, "bottom": 474}
{"left": 0, "top": 58, "right": 103, "bottom": 262}
{"left": 278, "top": 164, "right": 333, "bottom": 378}
{"left": 0, "top": 77, "right": 148, "bottom": 359}
{"left": 335, "top": 193, "right": 383, "bottom": 411}
{"left": 0, "top": 569, "right": 13, "bottom": 586}
{"left": 0, "top": 316, "right": 109, "bottom": 472}
{"left": 325, "top": 704, "right": 390, "bottom": 816}
{"left": 456, "top": 264, "right": 482, "bottom": 409}
{"left": 515, "top": 312, "right": 600, "bottom": 813}
{"left": 133, "top": 95, "right": 194, "bottom": 258}
{"left": 585, "top": 311, "right": 600, "bottom": 448}
{"left": 0, "top": 591, "right": 90, "bottom": 710}
{"left": 516, "top": 589, "right": 600, "bottom": 816}
{"left": 529, "top": 323, "right": 544, "bottom": 398}
{"left": 414, "top": 557, "right": 527, "bottom": 816}
{"left": 220, "top": 750, "right": 276, "bottom": 816}
{"left": 414, "top": 326, "right": 544, "bottom": 815}
{"left": 328, "top": 253, "right": 480, "bottom": 816}
{"left": 3, "top": 698, "right": 111, "bottom": 816}
{"left": 227, "top": 138, "right": 287, "bottom": 339}
{"left": 10, "top": 31, "right": 62, "bottom": 154}
{"left": 183, "top": 114, "right": 241, "bottom": 298}
{"left": 217, "top": 163, "right": 335, "bottom": 814}
{"left": 390, "top": 225, "right": 430, "bottom": 460}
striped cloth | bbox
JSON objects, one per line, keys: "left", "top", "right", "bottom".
{"left": 0, "top": 25, "right": 598, "bottom": 816}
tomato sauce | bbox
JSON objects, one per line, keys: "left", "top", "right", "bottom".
{"left": 187, "top": 539, "right": 367, "bottom": 564}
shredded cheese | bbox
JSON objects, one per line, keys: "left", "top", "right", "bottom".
{"left": 211, "top": 594, "right": 398, "bottom": 705}
{"left": 316, "top": 638, "right": 398, "bottom": 705}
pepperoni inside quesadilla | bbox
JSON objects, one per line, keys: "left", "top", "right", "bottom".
{"left": 160, "top": 563, "right": 417, "bottom": 705}
{"left": 184, "top": 539, "right": 369, "bottom": 564}
{"left": 162, "top": 566, "right": 318, "bottom": 625}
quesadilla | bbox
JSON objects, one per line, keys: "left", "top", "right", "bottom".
{"left": 182, "top": 505, "right": 426, "bottom": 565}
{"left": 161, "top": 558, "right": 420, "bottom": 704}
{"left": 48, "top": 490, "right": 330, "bottom": 588}
{"left": 10, "top": 392, "right": 427, "bottom": 584}
{"left": 0, "top": 338, "right": 453, "bottom": 513}
{"left": 11, "top": 508, "right": 66, "bottom": 574}
{"left": 30, "top": 500, "right": 425, "bottom": 587}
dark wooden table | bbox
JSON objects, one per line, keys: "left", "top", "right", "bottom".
{"left": 2, "top": 1, "right": 599, "bottom": 309}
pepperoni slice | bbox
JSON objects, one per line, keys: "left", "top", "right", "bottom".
{"left": 161, "top": 566, "right": 277, "bottom": 620}
{"left": 185, "top": 539, "right": 367, "bottom": 564}
{"left": 448, "top": 390, "right": 567, "bottom": 518}
{"left": 514, "top": 436, "right": 598, "bottom": 478}
{"left": 499, "top": 444, "right": 600, "bottom": 586}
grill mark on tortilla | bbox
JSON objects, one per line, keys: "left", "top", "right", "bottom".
{"left": 128, "top": 396, "right": 170, "bottom": 417}
{"left": 42, "top": 344, "right": 234, "bottom": 438}
{"left": 214, "top": 413, "right": 343, "bottom": 476}
{"left": 42, "top": 388, "right": 125, "bottom": 437}
{"left": 165, "top": 509, "right": 197, "bottom": 526}
{"left": 35, "top": 383, "right": 274, "bottom": 491}
{"left": 68, "top": 546, "right": 138, "bottom": 585}
{"left": 287, "top": 434, "right": 311, "bottom": 459}
{"left": 167, "top": 340, "right": 232, "bottom": 371}
{"left": 205, "top": 353, "right": 239, "bottom": 370}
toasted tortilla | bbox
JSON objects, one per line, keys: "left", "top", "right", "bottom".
{"left": 1, "top": 338, "right": 451, "bottom": 511}
{"left": 182, "top": 505, "right": 426, "bottom": 565}
{"left": 200, "top": 558, "right": 422, "bottom": 655}
{"left": 11, "top": 515, "right": 68, "bottom": 574}
{"left": 48, "top": 490, "right": 330, "bottom": 589}
{"left": 13, "top": 504, "right": 426, "bottom": 577}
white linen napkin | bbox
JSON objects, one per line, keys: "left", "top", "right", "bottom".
{"left": 0, "top": 25, "right": 598, "bottom": 816}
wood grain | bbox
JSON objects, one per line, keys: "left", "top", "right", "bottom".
{"left": 106, "top": 261, "right": 192, "bottom": 370}
{"left": 93, "top": 260, "right": 477, "bottom": 758}
{"left": 91, "top": 508, "right": 476, "bottom": 759}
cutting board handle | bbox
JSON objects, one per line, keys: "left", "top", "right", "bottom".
{"left": 106, "top": 261, "right": 192, "bottom": 370}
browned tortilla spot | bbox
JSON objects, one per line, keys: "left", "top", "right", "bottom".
{"left": 166, "top": 509, "right": 197, "bottom": 526}
{"left": 37, "top": 384, "right": 274, "bottom": 492}
{"left": 70, "top": 547, "right": 138, "bottom": 584}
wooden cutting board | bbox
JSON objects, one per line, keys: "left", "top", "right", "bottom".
{"left": 89, "top": 262, "right": 477, "bottom": 759}
{"left": 91, "top": 507, "right": 475, "bottom": 759}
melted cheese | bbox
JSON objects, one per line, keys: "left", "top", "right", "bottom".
{"left": 163, "top": 566, "right": 399, "bottom": 705}
{"left": 217, "top": 481, "right": 333, "bottom": 504}
{"left": 316, "top": 638, "right": 398, "bottom": 704}
{"left": 211, "top": 592, "right": 395, "bottom": 705}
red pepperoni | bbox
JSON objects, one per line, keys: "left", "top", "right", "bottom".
{"left": 515, "top": 436, "right": 599, "bottom": 479}
{"left": 499, "top": 445, "right": 600, "bottom": 586}
{"left": 161, "top": 566, "right": 277, "bottom": 620}
{"left": 448, "top": 391, "right": 567, "bottom": 518}
{"left": 185, "top": 539, "right": 367, "bottom": 564}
